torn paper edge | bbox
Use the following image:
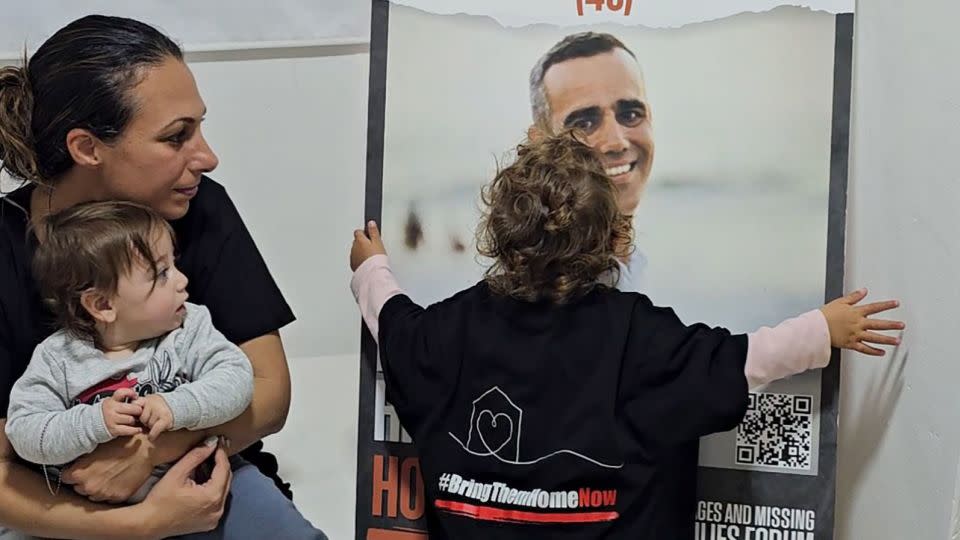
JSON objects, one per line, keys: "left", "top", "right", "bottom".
{"left": 389, "top": 1, "right": 853, "bottom": 29}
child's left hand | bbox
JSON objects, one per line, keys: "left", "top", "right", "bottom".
{"left": 819, "top": 288, "right": 904, "bottom": 355}
{"left": 135, "top": 394, "right": 175, "bottom": 441}
{"left": 350, "top": 220, "right": 387, "bottom": 271}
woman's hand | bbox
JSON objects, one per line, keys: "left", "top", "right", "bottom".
{"left": 138, "top": 437, "right": 232, "bottom": 539}
{"left": 63, "top": 428, "right": 206, "bottom": 503}
{"left": 62, "top": 435, "right": 156, "bottom": 503}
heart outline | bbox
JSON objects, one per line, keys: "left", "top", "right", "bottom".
{"left": 476, "top": 410, "right": 514, "bottom": 456}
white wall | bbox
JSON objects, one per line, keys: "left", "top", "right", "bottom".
{"left": 184, "top": 45, "right": 369, "bottom": 539}
{"left": 188, "top": 44, "right": 370, "bottom": 360}
{"left": 836, "top": 0, "right": 960, "bottom": 539}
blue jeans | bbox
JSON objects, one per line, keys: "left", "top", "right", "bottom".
{"left": 170, "top": 457, "right": 327, "bottom": 539}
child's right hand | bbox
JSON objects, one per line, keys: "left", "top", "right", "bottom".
{"left": 136, "top": 394, "right": 175, "bottom": 441}
{"left": 820, "top": 288, "right": 905, "bottom": 356}
{"left": 101, "top": 388, "right": 144, "bottom": 437}
{"left": 351, "top": 220, "right": 388, "bottom": 271}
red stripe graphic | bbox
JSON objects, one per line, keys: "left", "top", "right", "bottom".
{"left": 366, "top": 528, "right": 428, "bottom": 540}
{"left": 435, "top": 499, "right": 618, "bottom": 524}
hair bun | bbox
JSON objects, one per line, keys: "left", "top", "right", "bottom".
{"left": 0, "top": 62, "right": 39, "bottom": 182}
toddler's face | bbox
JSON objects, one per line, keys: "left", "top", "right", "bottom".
{"left": 110, "top": 230, "right": 190, "bottom": 341}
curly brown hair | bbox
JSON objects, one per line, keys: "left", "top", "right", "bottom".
{"left": 32, "top": 200, "right": 175, "bottom": 345}
{"left": 477, "top": 133, "right": 633, "bottom": 304}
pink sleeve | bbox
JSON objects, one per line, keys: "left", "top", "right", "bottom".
{"left": 349, "top": 254, "right": 405, "bottom": 345}
{"left": 745, "top": 309, "right": 832, "bottom": 389}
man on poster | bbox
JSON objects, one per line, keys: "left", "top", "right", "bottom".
{"left": 527, "top": 31, "right": 652, "bottom": 290}
{"left": 522, "top": 29, "right": 833, "bottom": 539}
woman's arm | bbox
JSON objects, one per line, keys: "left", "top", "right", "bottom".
{"left": 62, "top": 429, "right": 203, "bottom": 502}
{"left": 0, "top": 419, "right": 158, "bottom": 540}
{"left": 211, "top": 331, "right": 291, "bottom": 451}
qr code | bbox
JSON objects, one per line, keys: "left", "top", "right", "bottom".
{"left": 735, "top": 392, "right": 813, "bottom": 470}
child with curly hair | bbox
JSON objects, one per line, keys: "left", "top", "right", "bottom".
{"left": 349, "top": 134, "right": 903, "bottom": 539}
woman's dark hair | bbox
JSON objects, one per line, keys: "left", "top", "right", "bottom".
{"left": 0, "top": 15, "right": 182, "bottom": 185}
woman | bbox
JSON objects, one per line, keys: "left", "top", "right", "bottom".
{"left": 0, "top": 15, "right": 325, "bottom": 539}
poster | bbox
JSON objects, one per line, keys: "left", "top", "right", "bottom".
{"left": 357, "top": 1, "right": 853, "bottom": 538}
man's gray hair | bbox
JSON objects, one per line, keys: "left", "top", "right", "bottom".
{"left": 529, "top": 32, "right": 639, "bottom": 129}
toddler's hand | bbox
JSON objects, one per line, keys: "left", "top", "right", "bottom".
{"left": 820, "top": 288, "right": 905, "bottom": 356}
{"left": 351, "top": 220, "right": 388, "bottom": 271}
{"left": 101, "top": 388, "right": 143, "bottom": 437}
{"left": 135, "top": 394, "right": 174, "bottom": 441}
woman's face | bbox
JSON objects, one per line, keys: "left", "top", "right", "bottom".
{"left": 96, "top": 57, "right": 219, "bottom": 220}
